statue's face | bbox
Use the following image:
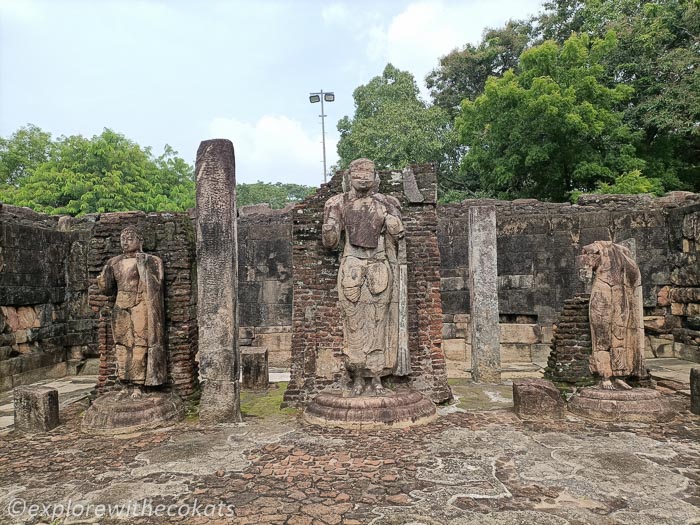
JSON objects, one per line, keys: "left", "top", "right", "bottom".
{"left": 350, "top": 167, "right": 375, "bottom": 192}
{"left": 120, "top": 230, "right": 142, "bottom": 253}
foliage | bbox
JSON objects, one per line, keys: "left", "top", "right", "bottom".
{"left": 572, "top": 169, "right": 665, "bottom": 202}
{"left": 0, "top": 125, "right": 315, "bottom": 215}
{"left": 0, "top": 124, "right": 54, "bottom": 188}
{"left": 237, "top": 181, "right": 315, "bottom": 209}
{"left": 426, "top": 20, "right": 533, "bottom": 118}
{"left": 533, "top": 0, "right": 700, "bottom": 191}
{"left": 1, "top": 127, "right": 195, "bottom": 215}
{"left": 455, "top": 33, "right": 646, "bottom": 201}
{"left": 336, "top": 64, "right": 460, "bottom": 197}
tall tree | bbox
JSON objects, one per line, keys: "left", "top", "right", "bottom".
{"left": 534, "top": 0, "right": 700, "bottom": 190}
{"left": 456, "top": 33, "right": 646, "bottom": 201}
{"left": 426, "top": 20, "right": 533, "bottom": 118}
{"left": 336, "top": 64, "right": 458, "bottom": 190}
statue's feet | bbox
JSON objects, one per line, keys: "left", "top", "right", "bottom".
{"left": 130, "top": 387, "right": 143, "bottom": 400}
{"left": 600, "top": 379, "right": 615, "bottom": 390}
{"left": 351, "top": 378, "right": 365, "bottom": 397}
{"left": 613, "top": 378, "right": 633, "bottom": 390}
{"left": 115, "top": 389, "right": 128, "bottom": 400}
{"left": 370, "top": 377, "right": 387, "bottom": 396}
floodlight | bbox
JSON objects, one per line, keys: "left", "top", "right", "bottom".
{"left": 309, "top": 94, "right": 321, "bottom": 103}
{"left": 324, "top": 93, "right": 335, "bottom": 102}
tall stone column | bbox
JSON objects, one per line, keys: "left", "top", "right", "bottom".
{"left": 195, "top": 139, "right": 242, "bottom": 423}
{"left": 468, "top": 205, "right": 501, "bottom": 382}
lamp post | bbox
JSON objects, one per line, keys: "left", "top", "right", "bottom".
{"left": 309, "top": 90, "right": 335, "bottom": 184}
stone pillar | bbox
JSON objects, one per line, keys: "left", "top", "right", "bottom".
{"left": 196, "top": 139, "right": 242, "bottom": 423}
{"left": 468, "top": 205, "right": 501, "bottom": 382}
{"left": 14, "top": 386, "right": 59, "bottom": 432}
{"left": 241, "top": 347, "right": 269, "bottom": 390}
{"left": 691, "top": 368, "right": 700, "bottom": 416}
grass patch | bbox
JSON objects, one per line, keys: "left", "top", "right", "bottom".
{"left": 240, "top": 382, "right": 299, "bottom": 418}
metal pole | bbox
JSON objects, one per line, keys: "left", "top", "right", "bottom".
{"left": 320, "top": 89, "right": 327, "bottom": 184}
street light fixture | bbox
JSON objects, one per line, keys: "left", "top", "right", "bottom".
{"left": 309, "top": 89, "right": 335, "bottom": 183}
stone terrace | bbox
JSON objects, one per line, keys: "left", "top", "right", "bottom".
{"left": 1, "top": 384, "right": 698, "bottom": 525}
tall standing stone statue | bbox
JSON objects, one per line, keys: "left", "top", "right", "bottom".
{"left": 578, "top": 241, "right": 647, "bottom": 389}
{"left": 83, "top": 225, "right": 183, "bottom": 433}
{"left": 97, "top": 226, "right": 167, "bottom": 397}
{"left": 322, "top": 158, "right": 407, "bottom": 396}
{"left": 569, "top": 241, "right": 673, "bottom": 423}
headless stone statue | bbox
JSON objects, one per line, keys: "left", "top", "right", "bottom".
{"left": 322, "top": 158, "right": 406, "bottom": 396}
{"left": 578, "top": 241, "right": 647, "bottom": 390}
{"left": 97, "top": 226, "right": 166, "bottom": 399}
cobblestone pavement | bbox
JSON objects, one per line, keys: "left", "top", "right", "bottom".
{"left": 0, "top": 387, "right": 698, "bottom": 525}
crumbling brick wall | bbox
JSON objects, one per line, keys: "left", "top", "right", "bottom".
{"left": 282, "top": 165, "right": 451, "bottom": 406}
{"left": 0, "top": 204, "right": 93, "bottom": 391}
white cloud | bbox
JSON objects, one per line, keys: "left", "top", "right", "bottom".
{"left": 380, "top": 0, "right": 543, "bottom": 81}
{"left": 328, "top": 0, "right": 543, "bottom": 96}
{"left": 208, "top": 115, "right": 337, "bottom": 188}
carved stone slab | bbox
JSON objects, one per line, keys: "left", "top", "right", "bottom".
{"left": 512, "top": 379, "right": 565, "bottom": 420}
{"left": 14, "top": 386, "right": 59, "bottom": 433}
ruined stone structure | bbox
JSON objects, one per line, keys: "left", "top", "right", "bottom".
{"left": 0, "top": 204, "right": 198, "bottom": 396}
{"left": 196, "top": 139, "right": 242, "bottom": 423}
{"left": 2, "top": 189, "right": 699, "bottom": 396}
{"left": 283, "top": 165, "right": 451, "bottom": 407}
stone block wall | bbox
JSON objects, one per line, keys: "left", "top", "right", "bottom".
{"left": 237, "top": 206, "right": 293, "bottom": 368}
{"left": 439, "top": 192, "right": 700, "bottom": 375}
{"left": 81, "top": 211, "right": 198, "bottom": 397}
{"left": 0, "top": 204, "right": 93, "bottom": 392}
{"left": 282, "top": 165, "right": 451, "bottom": 406}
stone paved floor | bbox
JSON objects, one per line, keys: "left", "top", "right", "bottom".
{"left": 0, "top": 380, "right": 698, "bottom": 525}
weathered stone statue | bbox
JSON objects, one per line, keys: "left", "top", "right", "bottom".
{"left": 577, "top": 241, "right": 647, "bottom": 389}
{"left": 322, "top": 158, "right": 407, "bottom": 396}
{"left": 97, "top": 226, "right": 166, "bottom": 398}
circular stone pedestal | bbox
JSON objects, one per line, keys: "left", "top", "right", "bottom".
{"left": 82, "top": 391, "right": 184, "bottom": 434}
{"left": 568, "top": 387, "right": 674, "bottom": 423}
{"left": 304, "top": 390, "right": 437, "bottom": 430}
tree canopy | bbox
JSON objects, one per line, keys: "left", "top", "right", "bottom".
{"left": 0, "top": 127, "right": 196, "bottom": 215}
{"left": 0, "top": 125, "right": 316, "bottom": 215}
{"left": 455, "top": 33, "right": 646, "bottom": 201}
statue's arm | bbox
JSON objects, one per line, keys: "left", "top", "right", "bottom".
{"left": 97, "top": 260, "right": 116, "bottom": 295}
{"left": 383, "top": 196, "right": 404, "bottom": 239}
{"left": 322, "top": 195, "right": 344, "bottom": 249}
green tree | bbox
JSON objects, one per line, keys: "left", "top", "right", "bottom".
{"left": 426, "top": 20, "right": 533, "bottom": 118}
{"left": 336, "top": 64, "right": 458, "bottom": 192}
{"left": 533, "top": 0, "right": 700, "bottom": 191}
{"left": 455, "top": 33, "right": 645, "bottom": 201}
{"left": 237, "top": 182, "right": 315, "bottom": 209}
{"left": 0, "top": 124, "right": 54, "bottom": 188}
{"left": 1, "top": 127, "right": 195, "bottom": 215}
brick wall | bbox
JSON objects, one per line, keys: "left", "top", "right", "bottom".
{"left": 282, "top": 165, "right": 451, "bottom": 406}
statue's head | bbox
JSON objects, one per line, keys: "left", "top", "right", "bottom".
{"left": 348, "top": 158, "right": 378, "bottom": 193}
{"left": 120, "top": 226, "right": 143, "bottom": 254}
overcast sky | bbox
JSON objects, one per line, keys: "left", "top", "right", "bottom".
{"left": 0, "top": 0, "right": 544, "bottom": 187}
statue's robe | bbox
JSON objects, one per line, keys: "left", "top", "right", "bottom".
{"left": 583, "top": 241, "right": 646, "bottom": 379}
{"left": 323, "top": 190, "right": 404, "bottom": 378}
{"left": 98, "top": 252, "right": 167, "bottom": 386}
